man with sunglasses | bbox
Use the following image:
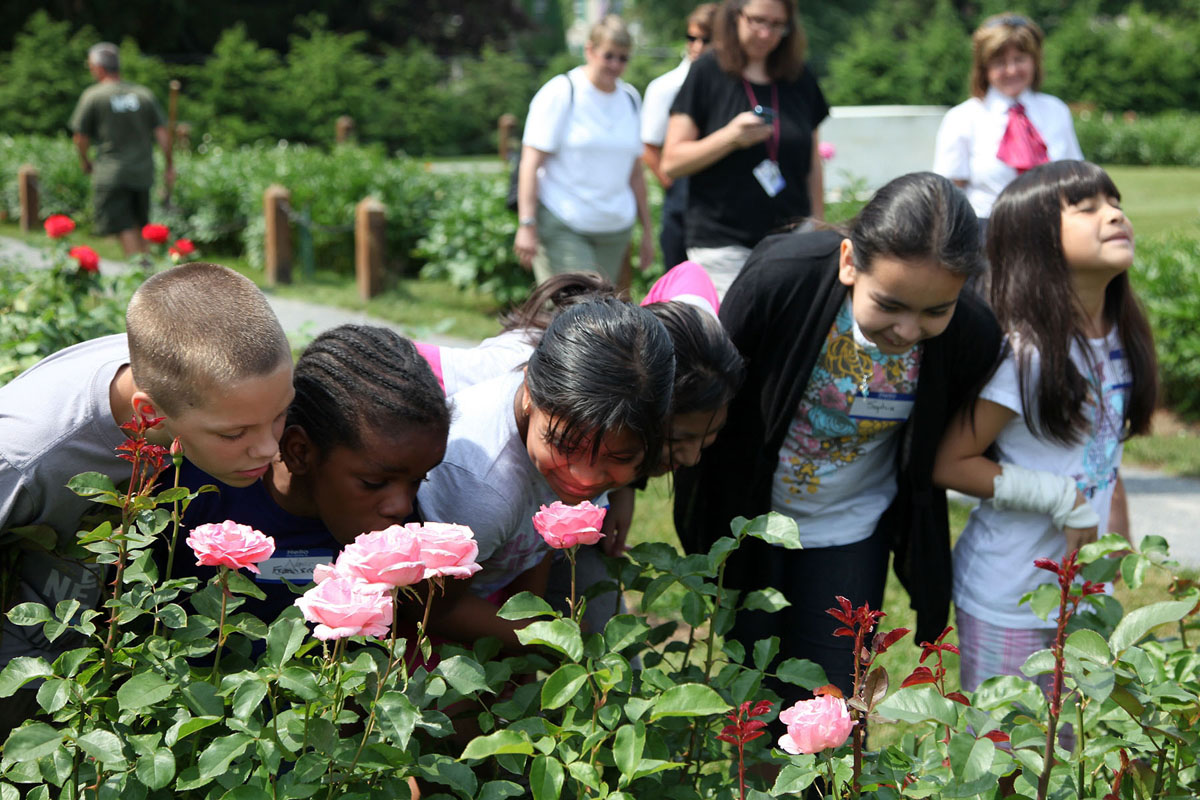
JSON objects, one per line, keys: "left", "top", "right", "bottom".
{"left": 641, "top": 4, "right": 719, "bottom": 269}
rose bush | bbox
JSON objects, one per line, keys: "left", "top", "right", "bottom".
{"left": 67, "top": 244, "right": 100, "bottom": 273}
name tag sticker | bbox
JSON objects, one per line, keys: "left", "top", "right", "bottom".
{"left": 752, "top": 159, "right": 786, "bottom": 197}
{"left": 849, "top": 392, "right": 915, "bottom": 421}
{"left": 256, "top": 549, "right": 335, "bottom": 584}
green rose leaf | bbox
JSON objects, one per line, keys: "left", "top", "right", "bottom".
{"left": 6, "top": 603, "right": 53, "bottom": 627}
{"left": 459, "top": 729, "right": 534, "bottom": 760}
{"left": 136, "top": 748, "right": 177, "bottom": 791}
{"left": 117, "top": 670, "right": 175, "bottom": 710}
{"left": 540, "top": 663, "right": 588, "bottom": 711}
{"left": 436, "top": 655, "right": 492, "bottom": 696}
{"left": 265, "top": 614, "right": 308, "bottom": 668}
{"left": 1020, "top": 649, "right": 1055, "bottom": 678}
{"left": 613, "top": 722, "right": 645, "bottom": 784}
{"left": 1110, "top": 593, "right": 1200, "bottom": 655}
{"left": 744, "top": 588, "right": 791, "bottom": 613}
{"left": 0, "top": 656, "right": 52, "bottom": 697}
{"left": 530, "top": 755, "right": 565, "bottom": 800}
{"left": 232, "top": 677, "right": 268, "bottom": 720}
{"left": 650, "top": 683, "right": 730, "bottom": 721}
{"left": 197, "top": 733, "right": 253, "bottom": 780}
{"left": 496, "top": 591, "right": 556, "bottom": 621}
{"left": 735, "top": 512, "right": 802, "bottom": 549}
{"left": 2, "top": 723, "right": 63, "bottom": 761}
{"left": 603, "top": 614, "right": 650, "bottom": 653}
{"left": 1064, "top": 629, "right": 1111, "bottom": 665}
{"left": 875, "top": 685, "right": 958, "bottom": 727}
{"left": 477, "top": 781, "right": 525, "bottom": 800}
{"left": 377, "top": 691, "right": 419, "bottom": 750}
{"left": 76, "top": 729, "right": 125, "bottom": 765}
{"left": 776, "top": 658, "right": 829, "bottom": 689}
{"left": 225, "top": 570, "right": 267, "bottom": 600}
{"left": 67, "top": 472, "right": 118, "bottom": 497}
{"left": 516, "top": 619, "right": 583, "bottom": 662}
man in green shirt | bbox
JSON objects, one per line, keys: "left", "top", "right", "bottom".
{"left": 69, "top": 43, "right": 173, "bottom": 256}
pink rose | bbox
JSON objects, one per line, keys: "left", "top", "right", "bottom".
{"left": 818, "top": 141, "right": 836, "bottom": 161}
{"left": 777, "top": 694, "right": 854, "bottom": 754}
{"left": 532, "top": 500, "right": 607, "bottom": 549}
{"left": 405, "top": 522, "right": 482, "bottom": 580}
{"left": 315, "top": 525, "right": 425, "bottom": 589}
{"left": 295, "top": 575, "right": 393, "bottom": 640}
{"left": 186, "top": 520, "right": 276, "bottom": 574}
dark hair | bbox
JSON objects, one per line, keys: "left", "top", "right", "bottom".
{"left": 849, "top": 172, "right": 984, "bottom": 279}
{"left": 688, "top": 3, "right": 719, "bottom": 36}
{"left": 288, "top": 325, "right": 451, "bottom": 456}
{"left": 525, "top": 298, "right": 675, "bottom": 474}
{"left": 646, "top": 302, "right": 744, "bottom": 414}
{"left": 501, "top": 272, "right": 622, "bottom": 335}
{"left": 987, "top": 160, "right": 1157, "bottom": 444}
{"left": 713, "top": 0, "right": 806, "bottom": 82}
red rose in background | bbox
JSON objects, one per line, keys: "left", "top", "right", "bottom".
{"left": 142, "top": 223, "right": 170, "bottom": 244}
{"left": 68, "top": 245, "right": 100, "bottom": 273}
{"left": 168, "top": 238, "right": 196, "bottom": 262}
{"left": 44, "top": 215, "right": 76, "bottom": 238}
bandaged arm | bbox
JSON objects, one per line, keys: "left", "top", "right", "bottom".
{"left": 991, "top": 462, "right": 1099, "bottom": 530}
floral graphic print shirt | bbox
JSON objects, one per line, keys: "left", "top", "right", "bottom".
{"left": 771, "top": 298, "right": 922, "bottom": 547}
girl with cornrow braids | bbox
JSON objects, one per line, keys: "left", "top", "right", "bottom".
{"left": 172, "top": 324, "right": 450, "bottom": 619}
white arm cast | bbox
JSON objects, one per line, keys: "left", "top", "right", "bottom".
{"left": 992, "top": 462, "right": 1100, "bottom": 530}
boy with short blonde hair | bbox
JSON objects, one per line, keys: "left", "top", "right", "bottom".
{"left": 0, "top": 262, "right": 293, "bottom": 730}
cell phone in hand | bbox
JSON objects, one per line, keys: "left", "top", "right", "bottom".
{"left": 753, "top": 104, "right": 775, "bottom": 125}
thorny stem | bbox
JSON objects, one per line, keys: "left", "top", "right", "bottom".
{"left": 1036, "top": 576, "right": 1072, "bottom": 800}
{"left": 1076, "top": 700, "right": 1086, "bottom": 795}
{"left": 567, "top": 547, "right": 578, "bottom": 623}
{"left": 824, "top": 752, "right": 836, "bottom": 799}
{"left": 153, "top": 455, "right": 185, "bottom": 639}
{"left": 1152, "top": 747, "right": 1167, "bottom": 798}
{"left": 689, "top": 556, "right": 728, "bottom": 788}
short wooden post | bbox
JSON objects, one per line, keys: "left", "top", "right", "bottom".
{"left": 18, "top": 165, "right": 39, "bottom": 233}
{"left": 355, "top": 197, "right": 386, "bottom": 300}
{"left": 336, "top": 115, "right": 355, "bottom": 144}
{"left": 498, "top": 114, "right": 517, "bottom": 162}
{"left": 264, "top": 185, "right": 292, "bottom": 286}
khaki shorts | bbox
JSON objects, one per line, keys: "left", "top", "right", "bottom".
{"left": 533, "top": 203, "right": 633, "bottom": 285}
{"left": 93, "top": 185, "right": 150, "bottom": 236}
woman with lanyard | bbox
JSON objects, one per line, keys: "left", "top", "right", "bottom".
{"left": 661, "top": 0, "right": 828, "bottom": 299}
{"left": 933, "top": 12, "right": 1082, "bottom": 239}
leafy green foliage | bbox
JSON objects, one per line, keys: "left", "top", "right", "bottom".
{"left": 1136, "top": 234, "right": 1200, "bottom": 417}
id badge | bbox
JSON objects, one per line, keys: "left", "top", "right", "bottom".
{"left": 255, "top": 548, "right": 334, "bottom": 584}
{"left": 752, "top": 159, "right": 786, "bottom": 197}
{"left": 848, "top": 392, "right": 916, "bottom": 422}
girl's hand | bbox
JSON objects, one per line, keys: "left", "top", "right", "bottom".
{"left": 1064, "top": 489, "right": 1098, "bottom": 553}
{"left": 725, "top": 111, "right": 773, "bottom": 149}
{"left": 514, "top": 225, "right": 538, "bottom": 269}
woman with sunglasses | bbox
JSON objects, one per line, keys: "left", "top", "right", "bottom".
{"left": 514, "top": 15, "right": 652, "bottom": 286}
{"left": 933, "top": 13, "right": 1082, "bottom": 238}
{"left": 661, "top": 0, "right": 828, "bottom": 299}
{"left": 642, "top": 3, "right": 718, "bottom": 269}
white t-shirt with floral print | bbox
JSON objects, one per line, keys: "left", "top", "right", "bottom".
{"left": 771, "top": 298, "right": 922, "bottom": 547}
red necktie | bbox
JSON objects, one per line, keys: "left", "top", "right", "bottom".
{"left": 996, "top": 103, "right": 1049, "bottom": 173}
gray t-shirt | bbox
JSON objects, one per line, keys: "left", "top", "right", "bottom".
{"left": 0, "top": 335, "right": 130, "bottom": 665}
{"left": 418, "top": 371, "right": 556, "bottom": 597}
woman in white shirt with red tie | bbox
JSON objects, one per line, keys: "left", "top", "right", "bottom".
{"left": 933, "top": 13, "right": 1082, "bottom": 233}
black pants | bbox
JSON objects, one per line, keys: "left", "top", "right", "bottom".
{"left": 727, "top": 524, "right": 890, "bottom": 700}
{"left": 660, "top": 178, "right": 688, "bottom": 269}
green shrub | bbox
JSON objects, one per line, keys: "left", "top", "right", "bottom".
{"left": 1136, "top": 233, "right": 1200, "bottom": 418}
{"left": 0, "top": 135, "right": 92, "bottom": 222}
{"left": 1076, "top": 111, "right": 1200, "bottom": 167}
{"left": 0, "top": 12, "right": 94, "bottom": 137}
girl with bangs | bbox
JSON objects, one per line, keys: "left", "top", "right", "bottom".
{"left": 934, "top": 160, "right": 1157, "bottom": 692}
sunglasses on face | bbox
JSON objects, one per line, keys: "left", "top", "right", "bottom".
{"left": 686, "top": 34, "right": 711, "bottom": 44}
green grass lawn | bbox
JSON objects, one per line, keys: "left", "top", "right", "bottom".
{"left": 1104, "top": 165, "right": 1200, "bottom": 239}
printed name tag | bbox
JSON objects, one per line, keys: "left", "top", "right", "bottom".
{"left": 256, "top": 549, "right": 335, "bottom": 584}
{"left": 849, "top": 392, "right": 915, "bottom": 421}
{"left": 1108, "top": 348, "right": 1132, "bottom": 390}
{"left": 752, "top": 159, "right": 786, "bottom": 197}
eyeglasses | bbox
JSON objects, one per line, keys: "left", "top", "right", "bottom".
{"left": 686, "top": 34, "right": 711, "bottom": 44}
{"left": 740, "top": 11, "right": 791, "bottom": 35}
{"left": 601, "top": 51, "right": 629, "bottom": 63}
{"left": 983, "top": 14, "right": 1032, "bottom": 29}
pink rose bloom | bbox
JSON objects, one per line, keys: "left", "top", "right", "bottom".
{"left": 405, "top": 522, "right": 482, "bottom": 579}
{"left": 295, "top": 575, "right": 393, "bottom": 640}
{"left": 778, "top": 694, "right": 854, "bottom": 754}
{"left": 818, "top": 141, "right": 836, "bottom": 161}
{"left": 186, "top": 520, "right": 276, "bottom": 574}
{"left": 532, "top": 500, "right": 607, "bottom": 549}
{"left": 315, "top": 525, "right": 425, "bottom": 589}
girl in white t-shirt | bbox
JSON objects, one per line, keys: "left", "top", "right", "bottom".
{"left": 934, "top": 160, "right": 1158, "bottom": 692}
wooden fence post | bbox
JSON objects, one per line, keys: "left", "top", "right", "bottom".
{"left": 498, "top": 114, "right": 517, "bottom": 162}
{"left": 18, "top": 165, "right": 38, "bottom": 233}
{"left": 264, "top": 185, "right": 292, "bottom": 286}
{"left": 336, "top": 116, "right": 355, "bottom": 144}
{"left": 355, "top": 197, "right": 386, "bottom": 301}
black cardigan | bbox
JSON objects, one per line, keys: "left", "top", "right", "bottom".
{"left": 674, "top": 230, "right": 1002, "bottom": 643}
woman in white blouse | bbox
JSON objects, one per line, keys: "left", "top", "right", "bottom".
{"left": 933, "top": 13, "right": 1082, "bottom": 230}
